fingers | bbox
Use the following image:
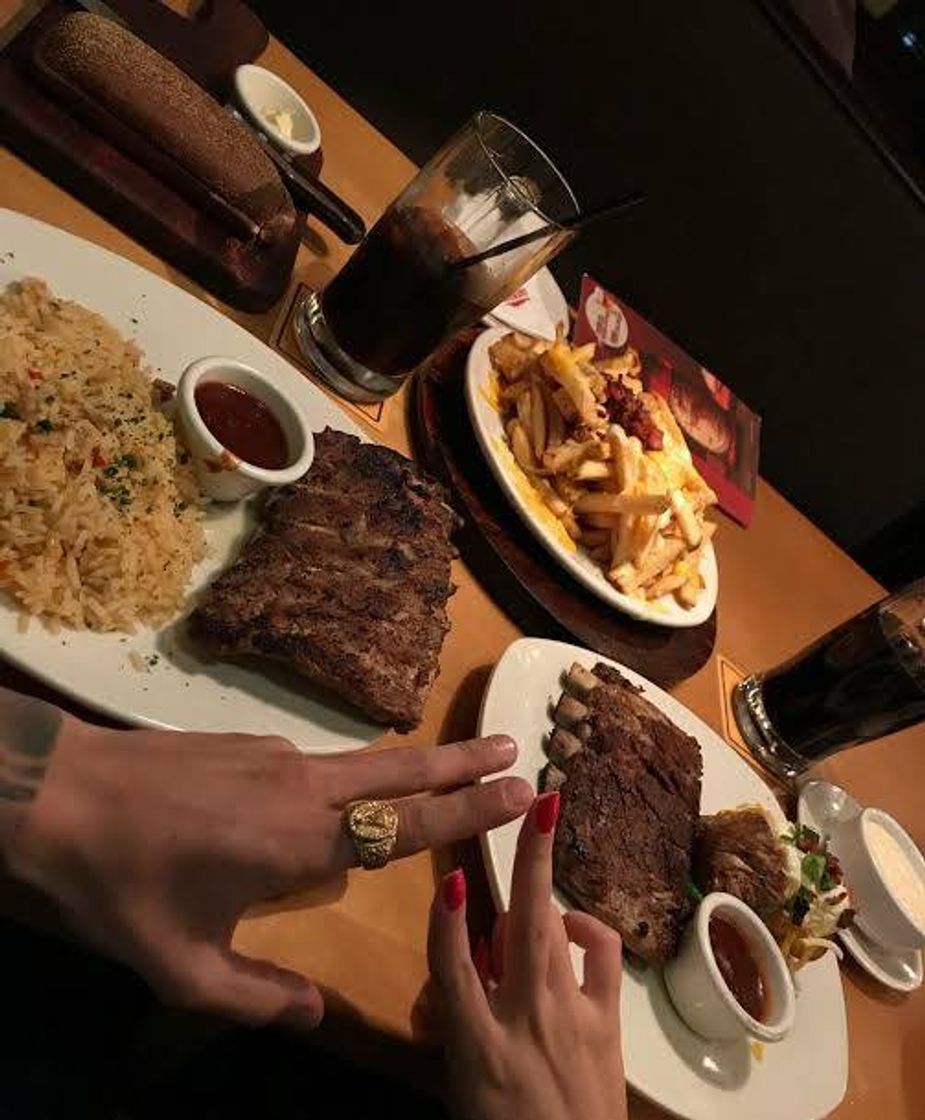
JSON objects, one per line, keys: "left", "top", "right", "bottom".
{"left": 159, "top": 947, "right": 324, "bottom": 1030}
{"left": 326, "top": 736, "right": 519, "bottom": 804}
{"left": 282, "top": 773, "right": 533, "bottom": 885}
{"left": 563, "top": 910, "right": 623, "bottom": 1013}
{"left": 393, "top": 776, "right": 533, "bottom": 860}
{"left": 546, "top": 904, "right": 578, "bottom": 992}
{"left": 491, "top": 910, "right": 508, "bottom": 985}
{"left": 473, "top": 935, "right": 494, "bottom": 990}
{"left": 505, "top": 792, "right": 560, "bottom": 996}
{"left": 427, "top": 868, "right": 493, "bottom": 1033}
{"left": 492, "top": 906, "right": 579, "bottom": 1000}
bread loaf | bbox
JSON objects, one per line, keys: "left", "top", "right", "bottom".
{"left": 35, "top": 12, "right": 294, "bottom": 237}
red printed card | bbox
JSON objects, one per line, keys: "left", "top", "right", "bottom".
{"left": 573, "top": 275, "right": 761, "bottom": 526}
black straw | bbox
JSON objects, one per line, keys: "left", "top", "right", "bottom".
{"left": 451, "top": 190, "right": 645, "bottom": 271}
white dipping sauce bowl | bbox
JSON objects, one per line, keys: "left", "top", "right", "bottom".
{"left": 834, "top": 807, "right": 925, "bottom": 952}
{"left": 663, "top": 893, "right": 796, "bottom": 1043}
{"left": 177, "top": 357, "right": 313, "bottom": 502}
{"left": 233, "top": 64, "right": 321, "bottom": 157}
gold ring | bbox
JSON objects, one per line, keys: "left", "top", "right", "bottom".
{"left": 345, "top": 799, "right": 399, "bottom": 870}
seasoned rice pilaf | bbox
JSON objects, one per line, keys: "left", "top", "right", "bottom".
{"left": 0, "top": 279, "right": 203, "bottom": 632}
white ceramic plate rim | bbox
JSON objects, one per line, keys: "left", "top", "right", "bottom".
{"left": 465, "top": 327, "right": 718, "bottom": 627}
{"left": 0, "top": 209, "right": 381, "bottom": 753}
{"left": 479, "top": 637, "right": 848, "bottom": 1120}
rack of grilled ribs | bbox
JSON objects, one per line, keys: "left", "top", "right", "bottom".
{"left": 543, "top": 662, "right": 703, "bottom": 963}
{"left": 190, "top": 428, "right": 459, "bottom": 731}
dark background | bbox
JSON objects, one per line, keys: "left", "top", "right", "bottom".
{"left": 253, "top": 0, "right": 925, "bottom": 588}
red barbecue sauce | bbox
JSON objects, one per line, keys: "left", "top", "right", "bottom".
{"left": 195, "top": 382, "right": 289, "bottom": 470}
{"left": 709, "top": 915, "right": 768, "bottom": 1022}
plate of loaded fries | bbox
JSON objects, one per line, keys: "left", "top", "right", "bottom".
{"left": 466, "top": 327, "right": 719, "bottom": 627}
{"left": 0, "top": 210, "right": 459, "bottom": 751}
{"left": 480, "top": 638, "right": 849, "bottom": 1120}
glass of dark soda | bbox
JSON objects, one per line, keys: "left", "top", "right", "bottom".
{"left": 734, "top": 577, "right": 925, "bottom": 781}
{"left": 293, "top": 111, "right": 579, "bottom": 402}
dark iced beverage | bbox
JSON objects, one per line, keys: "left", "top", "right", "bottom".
{"left": 735, "top": 583, "right": 925, "bottom": 779}
{"left": 293, "top": 112, "right": 578, "bottom": 402}
{"left": 321, "top": 206, "right": 488, "bottom": 382}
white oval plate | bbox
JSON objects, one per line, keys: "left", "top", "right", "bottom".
{"left": 0, "top": 209, "right": 380, "bottom": 753}
{"left": 480, "top": 638, "right": 848, "bottom": 1120}
{"left": 465, "top": 327, "right": 718, "bottom": 627}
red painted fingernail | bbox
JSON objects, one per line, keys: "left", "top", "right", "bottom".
{"left": 443, "top": 868, "right": 466, "bottom": 912}
{"left": 535, "top": 791, "right": 560, "bottom": 834}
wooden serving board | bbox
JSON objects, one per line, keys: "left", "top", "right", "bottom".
{"left": 0, "top": 0, "right": 298, "bottom": 312}
{"left": 412, "top": 331, "right": 717, "bottom": 688}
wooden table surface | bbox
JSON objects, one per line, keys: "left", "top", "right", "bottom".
{"left": 1, "top": 3, "right": 922, "bottom": 1116}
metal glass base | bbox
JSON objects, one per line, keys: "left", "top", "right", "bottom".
{"left": 733, "top": 675, "right": 809, "bottom": 783}
{"left": 292, "top": 289, "right": 405, "bottom": 404}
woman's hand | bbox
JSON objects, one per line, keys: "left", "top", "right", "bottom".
{"left": 428, "top": 792, "right": 628, "bottom": 1120}
{"left": 0, "top": 687, "right": 532, "bottom": 1029}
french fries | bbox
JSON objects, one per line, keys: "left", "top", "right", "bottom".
{"left": 542, "top": 343, "right": 600, "bottom": 425}
{"left": 530, "top": 377, "right": 547, "bottom": 460}
{"left": 488, "top": 331, "right": 718, "bottom": 608}
{"left": 574, "top": 491, "right": 670, "bottom": 517}
{"left": 669, "top": 487, "right": 702, "bottom": 549}
{"left": 507, "top": 419, "right": 535, "bottom": 472}
{"left": 573, "top": 460, "right": 611, "bottom": 482}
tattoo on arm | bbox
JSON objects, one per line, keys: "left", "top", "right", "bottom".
{"left": 0, "top": 687, "right": 62, "bottom": 807}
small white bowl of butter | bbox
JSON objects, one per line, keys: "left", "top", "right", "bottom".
{"left": 233, "top": 64, "right": 321, "bottom": 157}
{"left": 835, "top": 807, "right": 925, "bottom": 952}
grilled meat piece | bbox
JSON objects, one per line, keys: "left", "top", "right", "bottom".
{"left": 545, "top": 662, "right": 703, "bottom": 963}
{"left": 694, "top": 808, "right": 793, "bottom": 920}
{"left": 190, "top": 428, "right": 458, "bottom": 730}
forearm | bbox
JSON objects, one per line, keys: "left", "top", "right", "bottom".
{"left": 0, "top": 686, "right": 66, "bottom": 860}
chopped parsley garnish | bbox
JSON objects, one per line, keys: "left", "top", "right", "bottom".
{"left": 684, "top": 881, "right": 704, "bottom": 905}
{"left": 801, "top": 852, "right": 827, "bottom": 889}
{"left": 794, "top": 824, "right": 821, "bottom": 853}
{"left": 98, "top": 482, "right": 133, "bottom": 510}
{"left": 784, "top": 824, "right": 844, "bottom": 894}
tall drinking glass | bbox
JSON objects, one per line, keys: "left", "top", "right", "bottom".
{"left": 293, "top": 111, "right": 579, "bottom": 402}
{"left": 734, "top": 578, "right": 925, "bottom": 781}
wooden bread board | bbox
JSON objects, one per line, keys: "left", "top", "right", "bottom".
{"left": 0, "top": 0, "right": 298, "bottom": 312}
